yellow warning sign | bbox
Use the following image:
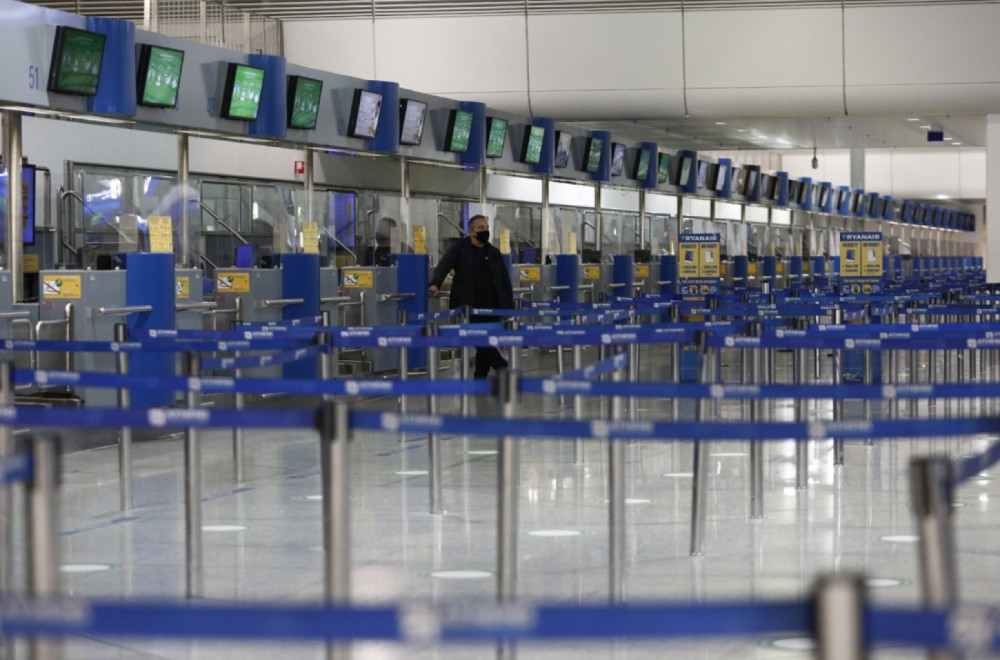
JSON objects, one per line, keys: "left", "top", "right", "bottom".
{"left": 148, "top": 215, "right": 173, "bottom": 253}
{"left": 215, "top": 271, "right": 251, "bottom": 293}
{"left": 342, "top": 269, "right": 373, "bottom": 288}
{"left": 42, "top": 274, "right": 81, "bottom": 299}
{"left": 413, "top": 225, "right": 427, "bottom": 254}
{"left": 568, "top": 232, "right": 578, "bottom": 255}
{"left": 582, "top": 265, "right": 601, "bottom": 280}
{"left": 634, "top": 264, "right": 650, "bottom": 279}
{"left": 23, "top": 254, "right": 39, "bottom": 273}
{"left": 175, "top": 277, "right": 190, "bottom": 299}
{"left": 301, "top": 222, "right": 319, "bottom": 254}
{"left": 518, "top": 266, "right": 541, "bottom": 282}
{"left": 500, "top": 229, "right": 511, "bottom": 255}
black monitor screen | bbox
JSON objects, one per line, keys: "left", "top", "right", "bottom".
{"left": 696, "top": 161, "right": 710, "bottom": 188}
{"left": 220, "top": 63, "right": 266, "bottom": 120}
{"left": 522, "top": 125, "right": 545, "bottom": 164}
{"left": 137, "top": 44, "right": 184, "bottom": 108}
{"left": 286, "top": 75, "right": 323, "bottom": 129}
{"left": 554, "top": 131, "right": 572, "bottom": 168}
{"left": 788, "top": 180, "right": 799, "bottom": 202}
{"left": 745, "top": 169, "right": 759, "bottom": 196}
{"left": 633, "top": 148, "right": 651, "bottom": 181}
{"left": 818, "top": 186, "right": 830, "bottom": 208}
{"left": 48, "top": 26, "right": 106, "bottom": 96}
{"left": 584, "top": 137, "right": 604, "bottom": 173}
{"left": 851, "top": 193, "right": 864, "bottom": 213}
{"left": 610, "top": 142, "right": 626, "bottom": 177}
{"left": 714, "top": 164, "right": 727, "bottom": 191}
{"left": 657, "top": 153, "right": 670, "bottom": 183}
{"left": 399, "top": 98, "right": 428, "bottom": 146}
{"left": 485, "top": 116, "right": 508, "bottom": 158}
{"left": 347, "top": 88, "right": 382, "bottom": 139}
{"left": 445, "top": 109, "right": 474, "bottom": 153}
{"left": 798, "top": 182, "right": 811, "bottom": 205}
{"left": 676, "top": 156, "right": 693, "bottom": 186}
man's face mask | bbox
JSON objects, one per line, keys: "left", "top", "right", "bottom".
{"left": 475, "top": 229, "right": 490, "bottom": 243}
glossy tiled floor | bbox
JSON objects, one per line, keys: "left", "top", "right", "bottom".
{"left": 16, "top": 346, "right": 1000, "bottom": 658}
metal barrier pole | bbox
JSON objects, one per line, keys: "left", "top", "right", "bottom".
{"left": 863, "top": 348, "right": 874, "bottom": 447}
{"left": 690, "top": 331, "right": 711, "bottom": 556}
{"left": 795, "top": 318, "right": 810, "bottom": 489}
{"left": 319, "top": 400, "right": 351, "bottom": 660}
{"left": 573, "top": 314, "right": 585, "bottom": 465}
{"left": 114, "top": 324, "right": 134, "bottom": 512}
{"left": 184, "top": 352, "right": 203, "bottom": 599}
{"left": 750, "top": 322, "right": 765, "bottom": 519}
{"left": 497, "top": 366, "right": 519, "bottom": 604}
{"left": 814, "top": 573, "right": 868, "bottom": 660}
{"left": 461, "top": 307, "right": 472, "bottom": 416}
{"left": 628, "top": 341, "right": 639, "bottom": 426}
{"left": 0, "top": 363, "right": 12, "bottom": 617}
{"left": 609, "top": 361, "right": 626, "bottom": 602}
{"left": 910, "top": 457, "right": 959, "bottom": 660}
{"left": 832, "top": 308, "right": 845, "bottom": 466}
{"left": 232, "top": 349, "right": 246, "bottom": 486}
{"left": 27, "top": 433, "right": 60, "bottom": 660}
{"left": 427, "top": 324, "right": 444, "bottom": 515}
{"left": 671, "top": 305, "right": 681, "bottom": 421}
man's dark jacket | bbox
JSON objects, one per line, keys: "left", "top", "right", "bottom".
{"left": 429, "top": 239, "right": 514, "bottom": 310}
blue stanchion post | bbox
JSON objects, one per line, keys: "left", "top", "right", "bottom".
{"left": 788, "top": 256, "right": 803, "bottom": 294}
{"left": 396, "top": 253, "right": 429, "bottom": 370}
{"left": 660, "top": 255, "right": 678, "bottom": 297}
{"left": 761, "top": 256, "right": 777, "bottom": 293}
{"left": 612, "top": 254, "right": 634, "bottom": 298}
{"left": 282, "top": 253, "right": 321, "bottom": 379}
{"left": 555, "top": 254, "right": 580, "bottom": 304}
{"left": 126, "top": 253, "right": 175, "bottom": 407}
{"left": 732, "top": 255, "right": 749, "bottom": 292}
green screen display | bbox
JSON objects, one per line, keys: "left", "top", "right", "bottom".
{"left": 288, "top": 76, "right": 323, "bottom": 129}
{"left": 447, "top": 110, "right": 474, "bottom": 152}
{"left": 222, "top": 64, "right": 265, "bottom": 120}
{"left": 523, "top": 126, "right": 545, "bottom": 164}
{"left": 635, "top": 149, "right": 651, "bottom": 180}
{"left": 657, "top": 153, "right": 670, "bottom": 183}
{"left": 48, "top": 26, "right": 106, "bottom": 96}
{"left": 485, "top": 117, "right": 508, "bottom": 158}
{"left": 585, "top": 138, "right": 603, "bottom": 173}
{"left": 138, "top": 45, "right": 184, "bottom": 107}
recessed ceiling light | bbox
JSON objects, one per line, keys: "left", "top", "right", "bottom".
{"left": 953, "top": 142, "right": 962, "bottom": 146}
{"left": 907, "top": 118, "right": 921, "bottom": 121}
{"left": 714, "top": 121, "right": 727, "bottom": 125}
{"left": 919, "top": 125, "right": 932, "bottom": 129}
{"left": 936, "top": 194, "right": 950, "bottom": 200}
{"left": 736, "top": 128, "right": 748, "bottom": 132}
{"left": 943, "top": 136, "right": 953, "bottom": 141}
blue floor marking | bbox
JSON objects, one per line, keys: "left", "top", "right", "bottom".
{"left": 202, "top": 486, "right": 255, "bottom": 502}
{"left": 61, "top": 515, "right": 140, "bottom": 537}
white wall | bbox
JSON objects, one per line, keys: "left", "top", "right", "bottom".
{"left": 284, "top": 4, "right": 1000, "bottom": 119}
{"left": 864, "top": 148, "right": 986, "bottom": 200}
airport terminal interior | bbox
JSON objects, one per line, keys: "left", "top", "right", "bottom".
{"left": 2, "top": 0, "right": 1000, "bottom": 658}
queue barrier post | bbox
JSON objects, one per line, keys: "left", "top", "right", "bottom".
{"left": 832, "top": 308, "right": 845, "bottom": 466}
{"left": 319, "top": 310, "right": 335, "bottom": 395}
{"left": 319, "top": 399, "right": 352, "bottom": 660}
{"left": 114, "top": 324, "right": 134, "bottom": 512}
{"left": 573, "top": 313, "right": 585, "bottom": 465}
{"left": 184, "top": 352, "right": 203, "bottom": 599}
{"left": 496, "top": 363, "right": 518, "bottom": 598}
{"left": 26, "top": 432, "right": 60, "bottom": 660}
{"left": 426, "top": 323, "right": 443, "bottom": 515}
{"left": 749, "top": 321, "right": 765, "bottom": 519}
{"left": 690, "top": 330, "right": 711, "bottom": 556}
{"left": 461, "top": 306, "right": 472, "bottom": 417}
{"left": 232, "top": 341, "right": 246, "bottom": 486}
{"left": 813, "top": 573, "right": 869, "bottom": 660}
{"left": 909, "top": 456, "right": 960, "bottom": 660}
{"left": 0, "top": 363, "right": 12, "bottom": 625}
{"left": 794, "top": 317, "right": 810, "bottom": 490}
{"left": 609, "top": 357, "right": 626, "bottom": 603}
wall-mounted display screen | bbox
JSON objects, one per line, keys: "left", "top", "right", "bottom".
{"left": 0, "top": 165, "right": 37, "bottom": 244}
{"left": 485, "top": 117, "right": 508, "bottom": 158}
{"left": 657, "top": 153, "right": 670, "bottom": 183}
{"left": 399, "top": 98, "right": 428, "bottom": 146}
{"left": 48, "top": 26, "right": 107, "bottom": 96}
{"left": 445, "top": 109, "right": 474, "bottom": 153}
{"left": 788, "top": 180, "right": 800, "bottom": 202}
{"left": 676, "top": 156, "right": 692, "bottom": 186}
{"left": 769, "top": 176, "right": 783, "bottom": 200}
{"left": 851, "top": 192, "right": 864, "bottom": 213}
{"left": 554, "top": 131, "right": 572, "bottom": 169}
{"left": 745, "top": 169, "right": 758, "bottom": 196}
{"left": 798, "top": 182, "right": 811, "bottom": 205}
{"left": 347, "top": 88, "right": 382, "bottom": 139}
{"left": 220, "top": 63, "right": 266, "bottom": 120}
{"left": 610, "top": 142, "right": 626, "bottom": 177}
{"left": 714, "top": 164, "right": 727, "bottom": 191}
{"left": 632, "top": 148, "right": 651, "bottom": 181}
{"left": 818, "top": 186, "right": 830, "bottom": 208}
{"left": 584, "top": 138, "right": 604, "bottom": 173}
{"left": 521, "top": 125, "right": 546, "bottom": 164}
{"left": 136, "top": 44, "right": 184, "bottom": 107}
{"left": 696, "top": 160, "right": 710, "bottom": 188}
{"left": 866, "top": 193, "right": 878, "bottom": 216}
{"left": 286, "top": 75, "right": 323, "bottom": 129}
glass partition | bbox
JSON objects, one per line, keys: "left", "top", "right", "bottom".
{"left": 356, "top": 193, "right": 404, "bottom": 266}
{"left": 647, "top": 213, "right": 678, "bottom": 256}
{"left": 493, "top": 203, "right": 542, "bottom": 263}
{"left": 550, "top": 206, "right": 583, "bottom": 257}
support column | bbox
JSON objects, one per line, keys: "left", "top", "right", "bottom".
{"left": 985, "top": 115, "right": 1000, "bottom": 280}
{"left": 178, "top": 133, "right": 190, "bottom": 268}
{"left": 3, "top": 111, "right": 23, "bottom": 302}
{"left": 849, "top": 147, "right": 865, "bottom": 192}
